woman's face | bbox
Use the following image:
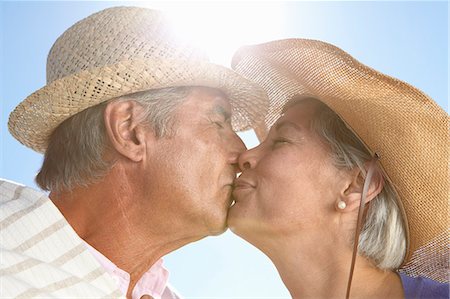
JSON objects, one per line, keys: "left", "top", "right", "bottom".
{"left": 228, "top": 100, "right": 351, "bottom": 240}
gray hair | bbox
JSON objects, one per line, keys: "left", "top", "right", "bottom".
{"left": 307, "top": 98, "right": 406, "bottom": 270}
{"left": 36, "top": 87, "right": 192, "bottom": 192}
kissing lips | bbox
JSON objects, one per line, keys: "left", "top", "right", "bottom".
{"left": 234, "top": 177, "right": 255, "bottom": 190}
{"left": 232, "top": 178, "right": 255, "bottom": 201}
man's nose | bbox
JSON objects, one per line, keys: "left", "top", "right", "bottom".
{"left": 228, "top": 132, "right": 247, "bottom": 167}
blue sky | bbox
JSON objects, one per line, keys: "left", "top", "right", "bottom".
{"left": 1, "top": 1, "right": 448, "bottom": 298}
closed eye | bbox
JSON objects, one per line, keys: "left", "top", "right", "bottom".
{"left": 272, "top": 138, "right": 289, "bottom": 147}
{"left": 213, "top": 119, "right": 233, "bottom": 129}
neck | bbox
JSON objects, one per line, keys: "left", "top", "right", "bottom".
{"left": 49, "top": 165, "right": 203, "bottom": 293}
{"left": 251, "top": 232, "right": 403, "bottom": 299}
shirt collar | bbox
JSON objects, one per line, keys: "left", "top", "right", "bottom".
{"left": 84, "top": 241, "right": 169, "bottom": 299}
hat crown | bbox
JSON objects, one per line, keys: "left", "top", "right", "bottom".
{"left": 46, "top": 6, "right": 206, "bottom": 83}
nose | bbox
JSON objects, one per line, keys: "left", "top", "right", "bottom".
{"left": 228, "top": 132, "right": 247, "bottom": 171}
{"left": 238, "top": 144, "right": 260, "bottom": 171}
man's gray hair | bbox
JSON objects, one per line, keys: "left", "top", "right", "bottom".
{"left": 308, "top": 98, "right": 406, "bottom": 270}
{"left": 36, "top": 87, "right": 192, "bottom": 192}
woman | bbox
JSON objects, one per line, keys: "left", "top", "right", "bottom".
{"left": 228, "top": 39, "right": 449, "bottom": 298}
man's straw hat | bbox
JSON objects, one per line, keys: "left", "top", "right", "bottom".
{"left": 232, "top": 38, "right": 448, "bottom": 282}
{"left": 8, "top": 6, "right": 268, "bottom": 153}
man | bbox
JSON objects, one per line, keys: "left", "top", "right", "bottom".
{"left": 1, "top": 6, "right": 267, "bottom": 299}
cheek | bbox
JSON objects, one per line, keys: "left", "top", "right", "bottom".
{"left": 253, "top": 154, "right": 333, "bottom": 225}
{"left": 256, "top": 154, "right": 311, "bottom": 201}
{"left": 152, "top": 140, "right": 207, "bottom": 197}
{"left": 174, "top": 138, "right": 230, "bottom": 204}
{"left": 254, "top": 181, "right": 305, "bottom": 230}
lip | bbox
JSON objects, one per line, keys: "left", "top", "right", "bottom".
{"left": 233, "top": 177, "right": 256, "bottom": 190}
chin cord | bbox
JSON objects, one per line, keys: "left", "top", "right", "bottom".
{"left": 345, "top": 154, "right": 379, "bottom": 299}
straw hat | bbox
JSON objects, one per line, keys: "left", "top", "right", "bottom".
{"left": 232, "top": 38, "right": 449, "bottom": 282}
{"left": 8, "top": 6, "right": 268, "bottom": 153}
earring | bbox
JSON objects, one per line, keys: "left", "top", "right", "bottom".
{"left": 337, "top": 200, "right": 347, "bottom": 210}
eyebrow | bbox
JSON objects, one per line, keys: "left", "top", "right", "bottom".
{"left": 275, "top": 120, "right": 302, "bottom": 132}
{"left": 212, "top": 105, "right": 231, "bottom": 121}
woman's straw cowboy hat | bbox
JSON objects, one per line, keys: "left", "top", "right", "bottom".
{"left": 8, "top": 6, "right": 268, "bottom": 153}
{"left": 232, "top": 38, "right": 449, "bottom": 282}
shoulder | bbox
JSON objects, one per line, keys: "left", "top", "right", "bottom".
{"left": 0, "top": 178, "right": 50, "bottom": 222}
{"left": 0, "top": 178, "right": 65, "bottom": 252}
{"left": 0, "top": 179, "right": 123, "bottom": 298}
{"left": 163, "top": 283, "right": 183, "bottom": 299}
{"left": 400, "top": 273, "right": 449, "bottom": 299}
{"left": 0, "top": 178, "right": 46, "bottom": 205}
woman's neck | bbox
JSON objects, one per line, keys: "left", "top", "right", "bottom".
{"left": 255, "top": 233, "right": 404, "bottom": 299}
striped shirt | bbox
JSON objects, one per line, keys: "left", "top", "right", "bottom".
{"left": 0, "top": 179, "right": 180, "bottom": 298}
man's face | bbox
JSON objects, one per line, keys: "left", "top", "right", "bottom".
{"left": 143, "top": 87, "right": 246, "bottom": 236}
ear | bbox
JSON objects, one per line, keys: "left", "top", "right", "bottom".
{"left": 104, "top": 100, "right": 154, "bottom": 162}
{"left": 337, "top": 164, "right": 385, "bottom": 212}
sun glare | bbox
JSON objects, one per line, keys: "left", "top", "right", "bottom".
{"left": 143, "top": 2, "right": 286, "bottom": 66}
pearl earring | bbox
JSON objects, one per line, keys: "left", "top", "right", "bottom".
{"left": 337, "top": 200, "right": 347, "bottom": 210}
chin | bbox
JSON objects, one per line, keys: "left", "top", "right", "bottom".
{"left": 204, "top": 209, "right": 229, "bottom": 236}
{"left": 206, "top": 217, "right": 228, "bottom": 236}
{"left": 227, "top": 206, "right": 268, "bottom": 241}
{"left": 208, "top": 224, "right": 228, "bottom": 236}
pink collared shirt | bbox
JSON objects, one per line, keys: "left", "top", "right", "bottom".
{"left": 84, "top": 242, "right": 180, "bottom": 299}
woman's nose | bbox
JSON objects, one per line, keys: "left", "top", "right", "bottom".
{"left": 238, "top": 146, "right": 259, "bottom": 171}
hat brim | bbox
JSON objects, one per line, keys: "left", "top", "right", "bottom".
{"left": 9, "top": 57, "right": 268, "bottom": 153}
{"left": 232, "top": 38, "right": 449, "bottom": 281}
